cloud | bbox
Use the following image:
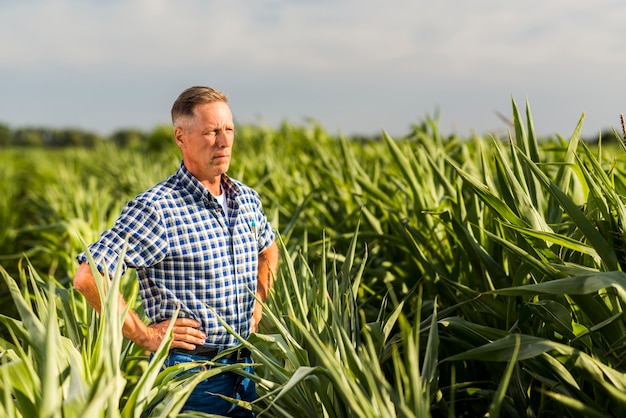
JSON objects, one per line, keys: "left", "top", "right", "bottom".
{"left": 1, "top": 0, "right": 626, "bottom": 136}
{"left": 4, "top": 0, "right": 624, "bottom": 76}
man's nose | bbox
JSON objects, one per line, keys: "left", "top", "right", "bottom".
{"left": 215, "top": 129, "right": 231, "bottom": 146}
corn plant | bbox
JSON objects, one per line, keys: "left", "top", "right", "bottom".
{"left": 2, "top": 99, "right": 626, "bottom": 416}
{"left": 240, "top": 230, "right": 439, "bottom": 418}
{"left": 0, "top": 249, "right": 240, "bottom": 417}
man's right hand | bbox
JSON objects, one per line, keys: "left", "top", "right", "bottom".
{"left": 136, "top": 318, "right": 207, "bottom": 352}
{"left": 73, "top": 262, "right": 207, "bottom": 353}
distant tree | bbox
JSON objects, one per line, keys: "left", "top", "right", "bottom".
{"left": 109, "top": 128, "right": 146, "bottom": 148}
{"left": 52, "top": 129, "right": 81, "bottom": 147}
{"left": 583, "top": 129, "right": 623, "bottom": 144}
{"left": 0, "top": 123, "right": 11, "bottom": 147}
{"left": 146, "top": 125, "right": 175, "bottom": 153}
{"left": 82, "top": 131, "right": 103, "bottom": 148}
{"left": 49, "top": 128, "right": 103, "bottom": 148}
{"left": 13, "top": 128, "right": 46, "bottom": 147}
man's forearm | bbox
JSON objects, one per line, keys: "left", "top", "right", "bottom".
{"left": 74, "top": 262, "right": 207, "bottom": 352}
{"left": 253, "top": 241, "right": 279, "bottom": 326}
{"left": 73, "top": 262, "right": 148, "bottom": 343}
{"left": 257, "top": 241, "right": 279, "bottom": 301}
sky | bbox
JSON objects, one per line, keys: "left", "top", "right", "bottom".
{"left": 1, "top": 0, "right": 625, "bottom": 140}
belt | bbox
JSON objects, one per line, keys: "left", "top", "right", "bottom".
{"left": 172, "top": 346, "right": 251, "bottom": 362}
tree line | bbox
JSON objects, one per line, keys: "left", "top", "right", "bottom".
{"left": 0, "top": 120, "right": 621, "bottom": 149}
{"left": 0, "top": 122, "right": 175, "bottom": 151}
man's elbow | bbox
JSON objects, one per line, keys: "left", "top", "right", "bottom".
{"left": 73, "top": 262, "right": 96, "bottom": 295}
{"left": 261, "top": 241, "right": 279, "bottom": 265}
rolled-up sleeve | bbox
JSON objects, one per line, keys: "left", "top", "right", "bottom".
{"left": 77, "top": 199, "right": 168, "bottom": 276}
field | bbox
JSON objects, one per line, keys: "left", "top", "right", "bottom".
{"left": 2, "top": 101, "right": 626, "bottom": 417}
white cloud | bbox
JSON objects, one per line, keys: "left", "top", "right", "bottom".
{"left": 4, "top": 0, "right": 624, "bottom": 75}
{"left": 1, "top": 0, "right": 626, "bottom": 136}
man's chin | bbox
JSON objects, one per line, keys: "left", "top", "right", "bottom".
{"left": 214, "top": 165, "right": 230, "bottom": 176}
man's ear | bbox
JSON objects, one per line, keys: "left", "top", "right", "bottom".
{"left": 174, "top": 127, "right": 185, "bottom": 147}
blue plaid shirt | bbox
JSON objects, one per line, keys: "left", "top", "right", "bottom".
{"left": 77, "top": 162, "right": 275, "bottom": 348}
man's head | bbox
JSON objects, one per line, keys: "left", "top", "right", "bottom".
{"left": 172, "top": 86, "right": 234, "bottom": 189}
{"left": 171, "top": 86, "right": 228, "bottom": 127}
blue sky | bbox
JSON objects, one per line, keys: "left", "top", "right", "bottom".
{"left": 1, "top": 0, "right": 625, "bottom": 139}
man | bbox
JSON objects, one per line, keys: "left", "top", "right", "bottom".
{"left": 73, "top": 86, "right": 279, "bottom": 416}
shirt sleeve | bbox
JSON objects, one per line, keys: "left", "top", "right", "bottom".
{"left": 77, "top": 198, "right": 168, "bottom": 276}
{"left": 256, "top": 202, "right": 275, "bottom": 253}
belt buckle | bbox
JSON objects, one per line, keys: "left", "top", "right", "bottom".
{"left": 212, "top": 346, "right": 250, "bottom": 362}
{"left": 228, "top": 347, "right": 250, "bottom": 362}
{"left": 238, "top": 347, "right": 251, "bottom": 361}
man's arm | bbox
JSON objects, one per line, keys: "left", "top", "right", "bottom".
{"left": 251, "top": 240, "right": 279, "bottom": 332}
{"left": 73, "top": 262, "right": 206, "bottom": 352}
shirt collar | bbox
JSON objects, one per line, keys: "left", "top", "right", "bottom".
{"left": 175, "top": 162, "right": 240, "bottom": 201}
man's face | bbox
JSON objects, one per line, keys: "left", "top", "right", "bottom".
{"left": 175, "top": 101, "right": 234, "bottom": 182}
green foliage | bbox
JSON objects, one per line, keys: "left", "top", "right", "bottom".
{"left": 7, "top": 127, "right": 103, "bottom": 148}
{"left": 0, "top": 123, "right": 11, "bottom": 147}
{"left": 0, "top": 252, "right": 239, "bottom": 417}
{"left": 2, "top": 102, "right": 626, "bottom": 416}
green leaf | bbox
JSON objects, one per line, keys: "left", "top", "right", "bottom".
{"left": 524, "top": 300, "right": 575, "bottom": 339}
{"left": 445, "top": 334, "right": 555, "bottom": 362}
{"left": 489, "top": 271, "right": 626, "bottom": 302}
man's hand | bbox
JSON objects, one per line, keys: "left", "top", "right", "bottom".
{"left": 250, "top": 305, "right": 262, "bottom": 334}
{"left": 74, "top": 262, "right": 206, "bottom": 353}
{"left": 137, "top": 318, "right": 207, "bottom": 352}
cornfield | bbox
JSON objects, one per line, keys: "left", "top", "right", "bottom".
{"left": 2, "top": 100, "right": 626, "bottom": 417}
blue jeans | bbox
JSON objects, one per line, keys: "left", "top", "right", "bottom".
{"left": 163, "top": 351, "right": 256, "bottom": 417}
